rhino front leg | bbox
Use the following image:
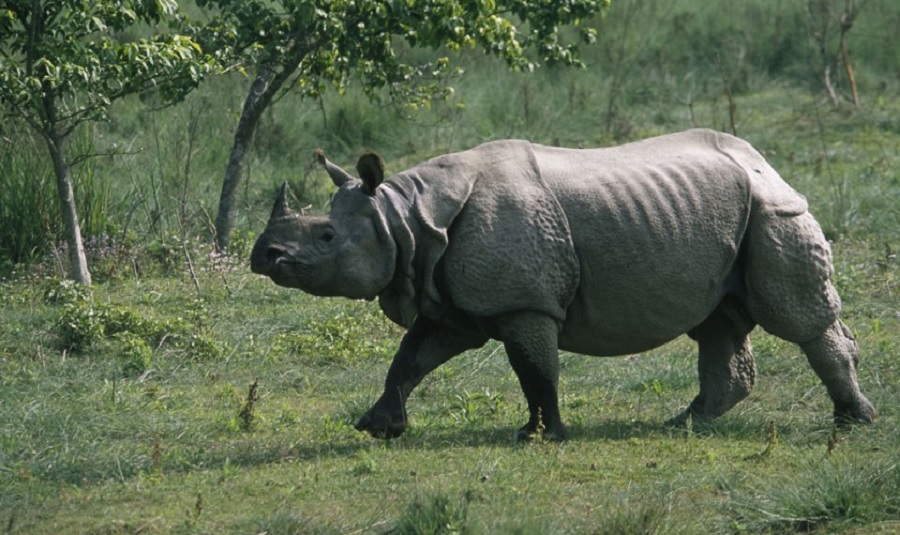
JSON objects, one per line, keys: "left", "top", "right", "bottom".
{"left": 495, "top": 311, "right": 566, "bottom": 441}
{"left": 668, "top": 297, "right": 757, "bottom": 426}
{"left": 800, "top": 320, "right": 875, "bottom": 425}
{"left": 356, "top": 317, "right": 487, "bottom": 439}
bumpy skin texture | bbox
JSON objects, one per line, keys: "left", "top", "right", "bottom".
{"left": 251, "top": 129, "right": 875, "bottom": 440}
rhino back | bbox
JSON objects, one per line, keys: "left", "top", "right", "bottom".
{"left": 535, "top": 130, "right": 765, "bottom": 355}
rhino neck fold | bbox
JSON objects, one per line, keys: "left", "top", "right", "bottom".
{"left": 372, "top": 181, "right": 428, "bottom": 328}
{"left": 374, "top": 171, "right": 473, "bottom": 328}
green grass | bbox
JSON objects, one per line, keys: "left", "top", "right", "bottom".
{"left": 1, "top": 202, "right": 898, "bottom": 533}
{"left": 2, "top": 1, "right": 900, "bottom": 531}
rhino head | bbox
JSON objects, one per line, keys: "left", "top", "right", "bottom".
{"left": 250, "top": 151, "right": 396, "bottom": 300}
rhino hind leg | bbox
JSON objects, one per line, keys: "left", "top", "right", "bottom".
{"left": 743, "top": 212, "right": 874, "bottom": 425}
{"left": 800, "top": 320, "right": 876, "bottom": 425}
{"left": 495, "top": 311, "right": 566, "bottom": 441}
{"left": 667, "top": 296, "right": 757, "bottom": 426}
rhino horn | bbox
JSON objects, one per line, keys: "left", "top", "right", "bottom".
{"left": 314, "top": 148, "right": 356, "bottom": 187}
{"left": 270, "top": 182, "right": 293, "bottom": 219}
{"left": 356, "top": 153, "right": 385, "bottom": 195}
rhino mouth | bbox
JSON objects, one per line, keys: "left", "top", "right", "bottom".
{"left": 250, "top": 247, "right": 323, "bottom": 292}
{"left": 256, "top": 256, "right": 305, "bottom": 285}
{"left": 250, "top": 242, "right": 287, "bottom": 275}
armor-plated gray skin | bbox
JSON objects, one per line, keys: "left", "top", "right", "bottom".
{"left": 251, "top": 129, "right": 875, "bottom": 440}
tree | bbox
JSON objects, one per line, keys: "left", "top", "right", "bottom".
{"left": 200, "top": 0, "right": 610, "bottom": 252}
{"left": 806, "top": 0, "right": 866, "bottom": 109}
{"left": 0, "top": 0, "right": 213, "bottom": 284}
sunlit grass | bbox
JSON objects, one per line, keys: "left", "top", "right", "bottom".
{"left": 2, "top": 6, "right": 900, "bottom": 529}
{"left": 1, "top": 223, "right": 898, "bottom": 533}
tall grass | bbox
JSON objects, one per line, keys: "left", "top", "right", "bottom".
{"left": 0, "top": 121, "right": 116, "bottom": 271}
{"left": 0, "top": 121, "right": 56, "bottom": 266}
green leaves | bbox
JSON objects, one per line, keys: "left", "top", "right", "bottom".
{"left": 0, "top": 0, "right": 214, "bottom": 133}
{"left": 199, "top": 0, "right": 610, "bottom": 109}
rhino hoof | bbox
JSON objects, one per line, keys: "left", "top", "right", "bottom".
{"left": 354, "top": 408, "right": 406, "bottom": 439}
{"left": 664, "top": 410, "right": 697, "bottom": 428}
{"left": 515, "top": 424, "right": 566, "bottom": 442}
{"left": 834, "top": 399, "right": 876, "bottom": 427}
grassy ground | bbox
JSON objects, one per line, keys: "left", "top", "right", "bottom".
{"left": 1, "top": 83, "right": 899, "bottom": 534}
{"left": 2, "top": 1, "right": 900, "bottom": 528}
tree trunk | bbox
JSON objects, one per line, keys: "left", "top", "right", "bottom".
{"left": 214, "top": 51, "right": 306, "bottom": 252}
{"left": 46, "top": 130, "right": 92, "bottom": 285}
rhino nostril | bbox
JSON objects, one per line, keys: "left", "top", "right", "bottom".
{"left": 266, "top": 246, "right": 286, "bottom": 264}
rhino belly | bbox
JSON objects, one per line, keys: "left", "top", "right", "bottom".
{"left": 557, "top": 216, "right": 745, "bottom": 356}
{"left": 559, "top": 270, "right": 726, "bottom": 357}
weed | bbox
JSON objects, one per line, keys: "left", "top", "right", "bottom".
{"left": 321, "top": 413, "right": 352, "bottom": 440}
{"left": 272, "top": 306, "right": 397, "bottom": 365}
{"left": 351, "top": 452, "right": 378, "bottom": 477}
{"left": 115, "top": 332, "right": 152, "bottom": 376}
{"left": 763, "top": 420, "right": 779, "bottom": 458}
{"left": 529, "top": 406, "right": 546, "bottom": 443}
{"left": 44, "top": 277, "right": 226, "bottom": 366}
{"left": 450, "top": 389, "right": 505, "bottom": 427}
{"left": 251, "top": 510, "right": 338, "bottom": 535}
{"left": 181, "top": 332, "right": 224, "bottom": 361}
{"left": 238, "top": 379, "right": 260, "bottom": 432}
{"left": 391, "top": 492, "right": 470, "bottom": 535}
{"left": 826, "top": 427, "right": 840, "bottom": 457}
{"left": 58, "top": 300, "right": 106, "bottom": 353}
{"left": 729, "top": 458, "right": 900, "bottom": 532}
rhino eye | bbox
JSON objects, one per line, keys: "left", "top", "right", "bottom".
{"left": 320, "top": 230, "right": 335, "bottom": 243}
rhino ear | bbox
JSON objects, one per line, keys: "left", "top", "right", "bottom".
{"left": 314, "top": 148, "right": 356, "bottom": 188}
{"left": 270, "top": 182, "right": 292, "bottom": 219}
{"left": 356, "top": 153, "right": 385, "bottom": 195}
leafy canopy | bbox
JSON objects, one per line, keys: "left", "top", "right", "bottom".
{"left": 0, "top": 0, "right": 214, "bottom": 136}
{"left": 197, "top": 0, "right": 608, "bottom": 107}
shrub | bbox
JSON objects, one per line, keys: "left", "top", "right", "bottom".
{"left": 115, "top": 332, "right": 152, "bottom": 376}
{"left": 391, "top": 493, "right": 470, "bottom": 535}
{"left": 45, "top": 278, "right": 223, "bottom": 363}
{"left": 728, "top": 457, "right": 900, "bottom": 532}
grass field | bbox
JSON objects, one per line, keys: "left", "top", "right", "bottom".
{"left": 2, "top": 1, "right": 900, "bottom": 532}
{"left": 2, "top": 86, "right": 899, "bottom": 533}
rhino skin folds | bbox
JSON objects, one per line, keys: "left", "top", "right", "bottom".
{"left": 251, "top": 129, "right": 875, "bottom": 441}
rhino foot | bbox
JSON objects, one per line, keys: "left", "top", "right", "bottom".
{"left": 834, "top": 397, "right": 876, "bottom": 427}
{"left": 664, "top": 411, "right": 691, "bottom": 428}
{"left": 664, "top": 399, "right": 727, "bottom": 428}
{"left": 515, "top": 421, "right": 567, "bottom": 442}
{"left": 354, "top": 406, "right": 407, "bottom": 439}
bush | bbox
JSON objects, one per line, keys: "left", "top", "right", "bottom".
{"left": 45, "top": 278, "right": 223, "bottom": 364}
{"left": 115, "top": 332, "right": 153, "bottom": 376}
{"left": 391, "top": 493, "right": 470, "bottom": 535}
{"left": 728, "top": 457, "right": 900, "bottom": 532}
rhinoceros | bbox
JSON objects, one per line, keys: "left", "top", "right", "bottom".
{"left": 250, "top": 128, "right": 875, "bottom": 440}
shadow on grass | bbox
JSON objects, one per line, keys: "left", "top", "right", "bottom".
{"left": 24, "top": 413, "right": 831, "bottom": 488}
